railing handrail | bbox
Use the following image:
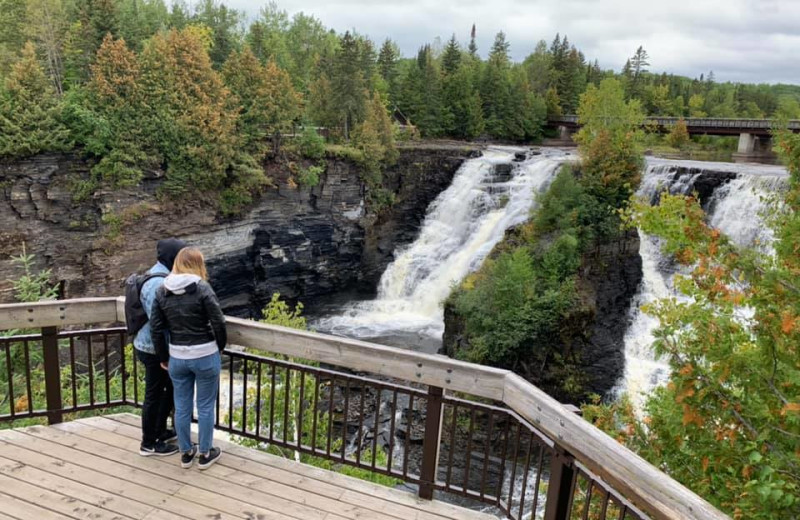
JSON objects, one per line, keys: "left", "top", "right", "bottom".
{"left": 548, "top": 115, "right": 800, "bottom": 130}
{"left": 0, "top": 297, "right": 729, "bottom": 520}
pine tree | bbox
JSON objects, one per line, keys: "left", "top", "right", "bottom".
{"left": 330, "top": 31, "right": 370, "bottom": 139}
{"left": 468, "top": 24, "right": 478, "bottom": 57}
{"left": 481, "top": 32, "right": 514, "bottom": 138}
{"left": 441, "top": 35, "right": 461, "bottom": 76}
{"left": 0, "top": 42, "right": 71, "bottom": 157}
{"left": 442, "top": 64, "right": 484, "bottom": 138}
{"left": 377, "top": 38, "right": 400, "bottom": 104}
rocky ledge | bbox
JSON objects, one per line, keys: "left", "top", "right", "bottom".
{"left": 0, "top": 144, "right": 479, "bottom": 316}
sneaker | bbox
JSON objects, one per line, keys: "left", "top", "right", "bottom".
{"left": 140, "top": 441, "right": 179, "bottom": 457}
{"left": 181, "top": 444, "right": 198, "bottom": 469}
{"left": 197, "top": 447, "right": 221, "bottom": 470}
{"left": 158, "top": 429, "right": 178, "bottom": 444}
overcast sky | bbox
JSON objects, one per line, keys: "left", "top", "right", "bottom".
{"left": 219, "top": 0, "right": 800, "bottom": 85}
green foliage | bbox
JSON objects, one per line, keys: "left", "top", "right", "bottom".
{"left": 261, "top": 292, "right": 307, "bottom": 330}
{"left": 296, "top": 164, "right": 324, "bottom": 188}
{"left": 0, "top": 42, "right": 71, "bottom": 157}
{"left": 582, "top": 129, "right": 800, "bottom": 519}
{"left": 576, "top": 78, "right": 645, "bottom": 208}
{"left": 297, "top": 126, "right": 326, "bottom": 160}
{"left": 666, "top": 118, "right": 690, "bottom": 149}
{"left": 222, "top": 48, "right": 302, "bottom": 158}
{"left": 11, "top": 243, "right": 58, "bottom": 303}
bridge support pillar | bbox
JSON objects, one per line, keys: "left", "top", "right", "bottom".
{"left": 737, "top": 133, "right": 756, "bottom": 154}
{"left": 734, "top": 133, "right": 776, "bottom": 163}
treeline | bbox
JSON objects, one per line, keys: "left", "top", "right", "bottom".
{"left": 2, "top": 0, "right": 800, "bottom": 207}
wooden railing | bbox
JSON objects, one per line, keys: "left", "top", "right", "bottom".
{"left": 0, "top": 297, "right": 729, "bottom": 520}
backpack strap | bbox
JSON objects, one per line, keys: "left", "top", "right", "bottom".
{"left": 136, "top": 272, "right": 167, "bottom": 294}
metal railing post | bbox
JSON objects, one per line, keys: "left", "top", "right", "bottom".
{"left": 418, "top": 385, "right": 444, "bottom": 500}
{"left": 544, "top": 446, "right": 576, "bottom": 520}
{"left": 42, "top": 326, "right": 63, "bottom": 425}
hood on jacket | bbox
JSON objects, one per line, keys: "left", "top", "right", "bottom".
{"left": 157, "top": 238, "right": 187, "bottom": 271}
{"left": 163, "top": 273, "right": 201, "bottom": 295}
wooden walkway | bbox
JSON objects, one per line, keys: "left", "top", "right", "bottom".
{"left": 0, "top": 413, "right": 496, "bottom": 520}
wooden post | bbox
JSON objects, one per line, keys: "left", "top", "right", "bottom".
{"left": 41, "top": 326, "right": 63, "bottom": 425}
{"left": 418, "top": 385, "right": 444, "bottom": 500}
{"left": 544, "top": 446, "right": 576, "bottom": 520}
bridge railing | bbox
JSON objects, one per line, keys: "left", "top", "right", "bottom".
{"left": 0, "top": 297, "right": 729, "bottom": 520}
{"left": 549, "top": 115, "right": 800, "bottom": 131}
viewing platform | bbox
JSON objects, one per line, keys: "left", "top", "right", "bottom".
{"left": 0, "top": 413, "right": 493, "bottom": 520}
{"left": 0, "top": 297, "right": 730, "bottom": 520}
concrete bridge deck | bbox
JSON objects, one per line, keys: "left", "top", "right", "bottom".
{"left": 0, "top": 414, "right": 495, "bottom": 520}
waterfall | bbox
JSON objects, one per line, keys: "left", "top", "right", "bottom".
{"left": 313, "top": 147, "right": 567, "bottom": 350}
{"left": 619, "top": 158, "right": 788, "bottom": 408}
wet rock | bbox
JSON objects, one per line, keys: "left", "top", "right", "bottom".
{"left": 513, "top": 152, "right": 527, "bottom": 162}
{"left": 0, "top": 147, "right": 476, "bottom": 312}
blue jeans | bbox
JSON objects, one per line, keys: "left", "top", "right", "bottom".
{"left": 169, "top": 351, "right": 221, "bottom": 454}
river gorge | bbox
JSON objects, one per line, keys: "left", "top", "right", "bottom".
{"left": 0, "top": 146, "right": 788, "bottom": 405}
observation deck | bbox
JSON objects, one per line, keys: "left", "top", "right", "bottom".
{"left": 0, "top": 297, "right": 730, "bottom": 520}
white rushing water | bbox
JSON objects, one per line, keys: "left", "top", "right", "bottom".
{"left": 313, "top": 147, "right": 568, "bottom": 349}
{"left": 619, "top": 158, "right": 788, "bottom": 409}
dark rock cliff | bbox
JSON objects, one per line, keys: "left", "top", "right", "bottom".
{"left": 0, "top": 144, "right": 477, "bottom": 316}
{"left": 442, "top": 229, "right": 642, "bottom": 404}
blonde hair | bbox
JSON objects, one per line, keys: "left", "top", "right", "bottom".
{"left": 172, "top": 248, "right": 208, "bottom": 280}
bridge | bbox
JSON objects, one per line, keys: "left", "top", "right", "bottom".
{"left": 546, "top": 115, "right": 800, "bottom": 160}
{"left": 0, "top": 298, "right": 730, "bottom": 520}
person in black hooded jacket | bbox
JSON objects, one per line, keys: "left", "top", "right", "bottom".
{"left": 134, "top": 237, "right": 185, "bottom": 457}
{"left": 150, "top": 247, "right": 226, "bottom": 470}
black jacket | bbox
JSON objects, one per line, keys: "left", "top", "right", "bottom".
{"left": 150, "top": 279, "right": 227, "bottom": 362}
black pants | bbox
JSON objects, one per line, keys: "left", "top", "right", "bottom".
{"left": 137, "top": 349, "right": 173, "bottom": 446}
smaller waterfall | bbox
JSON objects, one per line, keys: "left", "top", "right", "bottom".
{"left": 313, "top": 147, "right": 567, "bottom": 350}
{"left": 619, "top": 158, "right": 788, "bottom": 408}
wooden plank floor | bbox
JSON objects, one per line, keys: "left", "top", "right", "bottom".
{"left": 0, "top": 413, "right": 497, "bottom": 520}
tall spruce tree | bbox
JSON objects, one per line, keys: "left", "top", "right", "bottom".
{"left": 481, "top": 32, "right": 514, "bottom": 139}
{"left": 468, "top": 24, "right": 478, "bottom": 57}
{"left": 330, "top": 31, "right": 370, "bottom": 139}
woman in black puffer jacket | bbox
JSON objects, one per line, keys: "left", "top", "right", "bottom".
{"left": 151, "top": 247, "right": 226, "bottom": 470}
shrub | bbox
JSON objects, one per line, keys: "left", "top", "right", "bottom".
{"left": 296, "top": 164, "right": 324, "bottom": 188}
{"left": 298, "top": 126, "right": 326, "bottom": 160}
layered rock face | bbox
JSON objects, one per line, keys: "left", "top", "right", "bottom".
{"left": 0, "top": 145, "right": 476, "bottom": 316}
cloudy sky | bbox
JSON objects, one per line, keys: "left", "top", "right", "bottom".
{"left": 220, "top": 0, "right": 800, "bottom": 85}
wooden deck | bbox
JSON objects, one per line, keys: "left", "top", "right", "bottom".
{"left": 0, "top": 413, "right": 496, "bottom": 520}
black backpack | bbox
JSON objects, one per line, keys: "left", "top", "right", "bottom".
{"left": 124, "top": 272, "right": 167, "bottom": 336}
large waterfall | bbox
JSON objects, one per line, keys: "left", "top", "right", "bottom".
{"left": 619, "top": 158, "right": 789, "bottom": 408}
{"left": 313, "top": 147, "right": 567, "bottom": 351}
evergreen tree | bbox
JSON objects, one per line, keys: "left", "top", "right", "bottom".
{"left": 442, "top": 64, "right": 484, "bottom": 138}
{"left": 117, "top": 0, "right": 171, "bottom": 52}
{"left": 400, "top": 44, "right": 442, "bottom": 136}
{"left": 138, "top": 27, "right": 243, "bottom": 194}
{"left": 441, "top": 35, "right": 461, "bottom": 76}
{"left": 468, "top": 24, "right": 477, "bottom": 57}
{"left": 222, "top": 47, "right": 302, "bottom": 157}
{"left": 0, "top": 42, "right": 70, "bottom": 157}
{"left": 481, "top": 32, "right": 514, "bottom": 138}
{"left": 522, "top": 40, "right": 552, "bottom": 95}
{"left": 330, "top": 31, "right": 370, "bottom": 139}
{"left": 0, "top": 0, "right": 29, "bottom": 76}
{"left": 192, "top": 0, "right": 242, "bottom": 68}
{"left": 377, "top": 38, "right": 400, "bottom": 104}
